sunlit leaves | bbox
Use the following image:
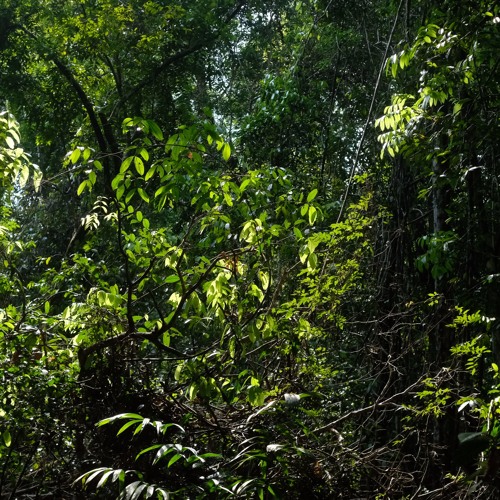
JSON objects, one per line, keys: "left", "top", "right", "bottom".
{"left": 74, "top": 467, "right": 135, "bottom": 496}
{"left": 0, "top": 110, "right": 42, "bottom": 191}
{"left": 7, "top": 102, "right": 375, "bottom": 499}
{"left": 97, "top": 413, "right": 185, "bottom": 437}
{"left": 240, "top": 219, "right": 263, "bottom": 244}
{"left": 70, "top": 147, "right": 82, "bottom": 164}
{"left": 122, "top": 117, "right": 164, "bottom": 141}
{"left": 308, "top": 205, "right": 317, "bottom": 225}
{"left": 120, "top": 156, "right": 134, "bottom": 173}
{"left": 137, "top": 187, "right": 149, "bottom": 203}
{"left": 2, "top": 429, "right": 12, "bottom": 447}
{"left": 247, "top": 385, "right": 267, "bottom": 406}
{"left": 306, "top": 188, "right": 318, "bottom": 203}
{"left": 134, "top": 156, "right": 144, "bottom": 176}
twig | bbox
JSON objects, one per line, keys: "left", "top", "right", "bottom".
{"left": 311, "top": 376, "right": 424, "bottom": 435}
{"left": 336, "top": 0, "right": 405, "bottom": 223}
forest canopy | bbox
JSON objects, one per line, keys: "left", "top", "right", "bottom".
{"left": 0, "top": 0, "right": 499, "bottom": 498}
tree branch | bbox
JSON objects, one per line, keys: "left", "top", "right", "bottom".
{"left": 311, "top": 376, "right": 424, "bottom": 435}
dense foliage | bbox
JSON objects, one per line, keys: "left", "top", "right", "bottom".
{"left": 1, "top": 0, "right": 499, "bottom": 498}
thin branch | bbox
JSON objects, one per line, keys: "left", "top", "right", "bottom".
{"left": 311, "top": 376, "right": 424, "bottom": 435}
{"left": 336, "top": 0, "right": 404, "bottom": 222}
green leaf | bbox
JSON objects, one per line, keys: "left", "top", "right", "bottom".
{"left": 165, "top": 274, "right": 180, "bottom": 283}
{"left": 199, "top": 452, "right": 222, "bottom": 459}
{"left": 33, "top": 169, "right": 43, "bottom": 191}
{"left": 307, "top": 252, "right": 318, "bottom": 269}
{"left": 391, "top": 61, "right": 397, "bottom": 78}
{"left": 126, "top": 481, "right": 147, "bottom": 500}
{"left": 83, "top": 148, "right": 91, "bottom": 161}
{"left": 85, "top": 468, "right": 110, "bottom": 486}
{"left": 133, "top": 418, "right": 150, "bottom": 435}
{"left": 97, "top": 413, "right": 144, "bottom": 426}
{"left": 3, "top": 429, "right": 12, "bottom": 447}
{"left": 174, "top": 363, "right": 184, "bottom": 381}
{"left": 167, "top": 453, "right": 183, "bottom": 467}
{"left": 307, "top": 237, "right": 320, "bottom": 254}
{"left": 308, "top": 205, "right": 317, "bottom": 225}
{"left": 299, "top": 246, "right": 308, "bottom": 264}
{"left": 188, "top": 383, "right": 198, "bottom": 400}
{"left": 148, "top": 120, "right": 164, "bottom": 140}
{"left": 144, "top": 165, "right": 156, "bottom": 181}
{"left": 138, "top": 148, "right": 149, "bottom": 161}
{"left": 136, "top": 444, "right": 162, "bottom": 461}
{"left": 120, "top": 156, "right": 134, "bottom": 173}
{"left": 137, "top": 188, "right": 150, "bottom": 203}
{"left": 117, "top": 419, "right": 141, "bottom": 436}
{"left": 453, "top": 102, "right": 463, "bottom": 115}
{"left": 134, "top": 157, "right": 145, "bottom": 175}
{"left": 5, "top": 136, "right": 15, "bottom": 149}
{"left": 19, "top": 164, "right": 29, "bottom": 187}
{"left": 222, "top": 142, "right": 231, "bottom": 161}
{"left": 116, "top": 184, "right": 125, "bottom": 200}
{"left": 122, "top": 117, "right": 134, "bottom": 129}
{"left": 96, "top": 469, "right": 115, "bottom": 489}
{"left": 163, "top": 331, "right": 170, "bottom": 347}
{"left": 153, "top": 444, "right": 175, "bottom": 464}
{"left": 111, "top": 173, "right": 124, "bottom": 190}
{"left": 248, "top": 385, "right": 266, "bottom": 406}
{"left": 70, "top": 148, "right": 82, "bottom": 164}
{"left": 259, "top": 271, "right": 270, "bottom": 290}
{"left": 224, "top": 192, "right": 233, "bottom": 206}
{"left": 126, "top": 188, "right": 136, "bottom": 204}
{"left": 307, "top": 188, "right": 318, "bottom": 202}
{"left": 77, "top": 180, "right": 88, "bottom": 196}
{"left": 240, "top": 220, "right": 257, "bottom": 244}
{"left": 236, "top": 479, "right": 257, "bottom": 495}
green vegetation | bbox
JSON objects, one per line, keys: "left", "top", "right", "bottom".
{"left": 1, "top": 0, "right": 499, "bottom": 497}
